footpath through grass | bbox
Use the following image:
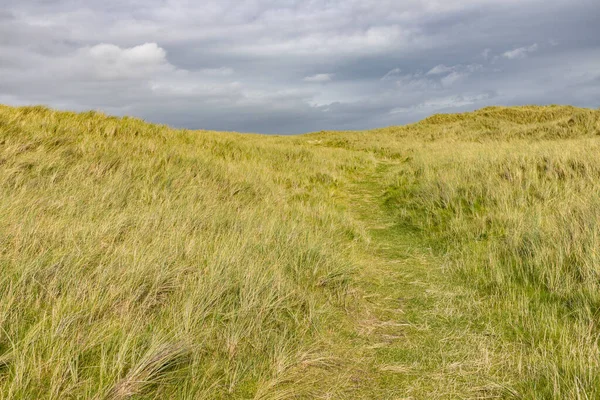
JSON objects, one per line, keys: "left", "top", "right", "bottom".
{"left": 340, "top": 160, "right": 512, "bottom": 399}
{"left": 307, "top": 105, "right": 600, "bottom": 399}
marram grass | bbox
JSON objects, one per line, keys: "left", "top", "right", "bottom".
{"left": 0, "top": 104, "right": 599, "bottom": 398}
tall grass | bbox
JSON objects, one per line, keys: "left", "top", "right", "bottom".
{"left": 380, "top": 107, "right": 600, "bottom": 398}
{"left": 0, "top": 105, "right": 370, "bottom": 398}
{"left": 2, "top": 103, "right": 600, "bottom": 398}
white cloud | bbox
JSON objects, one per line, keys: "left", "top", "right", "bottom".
{"left": 82, "top": 42, "right": 173, "bottom": 80}
{"left": 503, "top": 43, "right": 538, "bottom": 59}
{"left": 425, "top": 64, "right": 481, "bottom": 86}
{"left": 381, "top": 68, "right": 402, "bottom": 81}
{"left": 427, "top": 64, "right": 453, "bottom": 75}
{"left": 304, "top": 73, "right": 334, "bottom": 83}
{"left": 391, "top": 93, "right": 491, "bottom": 114}
{"left": 391, "top": 72, "right": 439, "bottom": 91}
{"left": 440, "top": 71, "right": 466, "bottom": 87}
{"left": 232, "top": 25, "right": 413, "bottom": 57}
{"left": 421, "top": 93, "right": 490, "bottom": 109}
{"left": 199, "top": 67, "right": 235, "bottom": 76}
{"left": 89, "top": 43, "right": 165, "bottom": 65}
{"left": 150, "top": 81, "right": 242, "bottom": 98}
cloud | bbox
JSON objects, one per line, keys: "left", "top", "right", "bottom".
{"left": 304, "top": 73, "right": 334, "bottom": 83}
{"left": 381, "top": 68, "right": 402, "bottom": 81}
{"left": 427, "top": 64, "right": 453, "bottom": 75}
{"left": 503, "top": 43, "right": 539, "bottom": 59}
{"left": 391, "top": 93, "right": 492, "bottom": 114}
{"left": 424, "top": 64, "right": 481, "bottom": 87}
{"left": 83, "top": 42, "right": 172, "bottom": 80}
{"left": 440, "top": 71, "right": 467, "bottom": 87}
{"left": 200, "top": 67, "right": 235, "bottom": 76}
{"left": 89, "top": 43, "right": 165, "bottom": 65}
{"left": 0, "top": 0, "right": 598, "bottom": 133}
{"left": 394, "top": 73, "right": 439, "bottom": 91}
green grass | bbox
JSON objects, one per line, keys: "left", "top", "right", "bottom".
{"left": 0, "top": 104, "right": 599, "bottom": 398}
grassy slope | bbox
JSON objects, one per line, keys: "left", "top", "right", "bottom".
{"left": 1, "top": 104, "right": 599, "bottom": 398}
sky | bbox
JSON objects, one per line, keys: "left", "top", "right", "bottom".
{"left": 1, "top": 0, "right": 599, "bottom": 134}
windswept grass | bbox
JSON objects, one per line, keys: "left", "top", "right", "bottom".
{"left": 0, "top": 105, "right": 372, "bottom": 398}
{"left": 1, "top": 104, "right": 600, "bottom": 398}
{"left": 375, "top": 108, "right": 600, "bottom": 398}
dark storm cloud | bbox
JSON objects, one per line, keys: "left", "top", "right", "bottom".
{"left": 0, "top": 0, "right": 598, "bottom": 134}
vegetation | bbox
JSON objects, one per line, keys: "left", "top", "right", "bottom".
{"left": 0, "top": 104, "right": 599, "bottom": 398}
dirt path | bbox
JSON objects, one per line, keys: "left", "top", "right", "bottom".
{"left": 344, "top": 161, "right": 506, "bottom": 399}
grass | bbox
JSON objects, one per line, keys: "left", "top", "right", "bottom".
{"left": 0, "top": 104, "right": 599, "bottom": 398}
{"left": 380, "top": 139, "right": 600, "bottom": 398}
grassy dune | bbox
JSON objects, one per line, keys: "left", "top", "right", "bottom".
{"left": 1, "top": 104, "right": 599, "bottom": 398}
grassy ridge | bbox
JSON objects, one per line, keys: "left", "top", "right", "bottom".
{"left": 307, "top": 104, "right": 600, "bottom": 398}
{"left": 381, "top": 139, "right": 600, "bottom": 398}
{"left": 1, "top": 104, "right": 600, "bottom": 398}
{"left": 0, "top": 105, "right": 373, "bottom": 398}
{"left": 361, "top": 107, "right": 600, "bottom": 398}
